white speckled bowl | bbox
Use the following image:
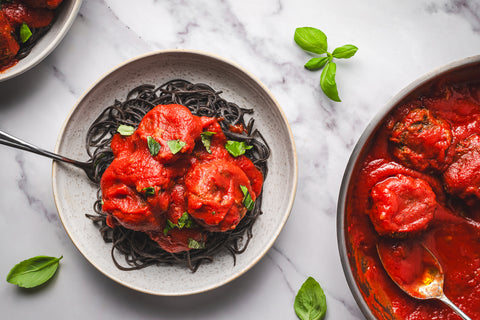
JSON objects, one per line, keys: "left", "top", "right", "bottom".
{"left": 0, "top": 0, "right": 82, "bottom": 82}
{"left": 53, "top": 50, "right": 297, "bottom": 296}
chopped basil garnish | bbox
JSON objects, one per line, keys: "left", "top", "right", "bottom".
{"left": 163, "top": 212, "right": 195, "bottom": 235}
{"left": 7, "top": 255, "right": 63, "bottom": 288}
{"left": 19, "top": 23, "right": 32, "bottom": 43}
{"left": 147, "top": 136, "right": 160, "bottom": 156}
{"left": 167, "top": 139, "right": 186, "bottom": 154}
{"left": 117, "top": 124, "right": 135, "bottom": 136}
{"left": 188, "top": 239, "right": 205, "bottom": 250}
{"left": 240, "top": 185, "right": 255, "bottom": 211}
{"left": 225, "top": 140, "right": 252, "bottom": 157}
{"left": 200, "top": 131, "right": 216, "bottom": 153}
{"left": 142, "top": 187, "right": 155, "bottom": 196}
{"left": 294, "top": 277, "right": 327, "bottom": 320}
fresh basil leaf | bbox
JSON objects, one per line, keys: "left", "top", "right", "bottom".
{"left": 320, "top": 62, "right": 341, "bottom": 102}
{"left": 225, "top": 140, "right": 252, "bottom": 157}
{"left": 332, "top": 44, "right": 358, "bottom": 59}
{"left": 164, "top": 212, "right": 195, "bottom": 235}
{"left": 7, "top": 255, "right": 62, "bottom": 288}
{"left": 240, "top": 185, "right": 255, "bottom": 211}
{"left": 294, "top": 27, "right": 328, "bottom": 54}
{"left": 167, "top": 139, "right": 186, "bottom": 154}
{"left": 177, "top": 212, "right": 194, "bottom": 229}
{"left": 163, "top": 220, "right": 176, "bottom": 235}
{"left": 19, "top": 23, "right": 32, "bottom": 43}
{"left": 304, "top": 57, "right": 329, "bottom": 71}
{"left": 200, "top": 131, "right": 216, "bottom": 153}
{"left": 294, "top": 277, "right": 327, "bottom": 320}
{"left": 142, "top": 187, "right": 155, "bottom": 196}
{"left": 117, "top": 124, "right": 135, "bottom": 136}
{"left": 188, "top": 239, "right": 205, "bottom": 250}
{"left": 147, "top": 136, "right": 160, "bottom": 156}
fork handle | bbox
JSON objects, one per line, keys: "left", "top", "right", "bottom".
{"left": 0, "top": 129, "right": 82, "bottom": 166}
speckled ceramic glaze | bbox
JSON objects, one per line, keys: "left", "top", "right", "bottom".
{"left": 52, "top": 50, "right": 297, "bottom": 296}
{"left": 0, "top": 0, "right": 82, "bottom": 82}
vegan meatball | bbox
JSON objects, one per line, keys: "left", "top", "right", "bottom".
{"left": 369, "top": 174, "right": 437, "bottom": 237}
{"left": 389, "top": 108, "right": 452, "bottom": 172}
{"left": 443, "top": 133, "right": 480, "bottom": 199}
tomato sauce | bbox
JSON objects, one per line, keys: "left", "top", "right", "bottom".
{"left": 346, "top": 84, "right": 480, "bottom": 319}
{"left": 0, "top": 0, "right": 63, "bottom": 71}
{"left": 100, "top": 104, "right": 263, "bottom": 253}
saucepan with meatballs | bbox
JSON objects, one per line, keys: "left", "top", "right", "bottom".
{"left": 338, "top": 55, "right": 480, "bottom": 319}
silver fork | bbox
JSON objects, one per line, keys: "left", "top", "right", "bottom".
{"left": 0, "top": 129, "right": 96, "bottom": 181}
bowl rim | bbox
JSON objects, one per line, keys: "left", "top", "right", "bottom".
{"left": 336, "top": 54, "right": 480, "bottom": 319}
{"left": 0, "top": 0, "right": 83, "bottom": 82}
{"left": 52, "top": 49, "right": 298, "bottom": 296}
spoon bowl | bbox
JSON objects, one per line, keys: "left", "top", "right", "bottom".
{"left": 377, "top": 240, "right": 472, "bottom": 320}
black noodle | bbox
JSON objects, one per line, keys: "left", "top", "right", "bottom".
{"left": 84, "top": 79, "right": 270, "bottom": 272}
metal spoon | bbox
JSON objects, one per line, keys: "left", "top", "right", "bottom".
{"left": 0, "top": 129, "right": 96, "bottom": 182}
{"left": 377, "top": 241, "right": 472, "bottom": 320}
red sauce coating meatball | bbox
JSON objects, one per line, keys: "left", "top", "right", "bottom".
{"left": 185, "top": 159, "right": 254, "bottom": 232}
{"left": 2, "top": 2, "right": 54, "bottom": 28}
{"left": 369, "top": 174, "right": 436, "bottom": 237}
{"left": 390, "top": 108, "right": 452, "bottom": 172}
{"left": 100, "top": 104, "right": 264, "bottom": 253}
{"left": 443, "top": 133, "right": 480, "bottom": 199}
{"left": 0, "top": 12, "right": 19, "bottom": 68}
{"left": 22, "top": 0, "right": 63, "bottom": 10}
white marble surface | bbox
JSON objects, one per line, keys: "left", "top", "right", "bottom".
{"left": 1, "top": 0, "right": 480, "bottom": 319}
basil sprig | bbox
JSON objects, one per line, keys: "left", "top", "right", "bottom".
{"left": 294, "top": 27, "right": 357, "bottom": 102}
{"left": 294, "top": 277, "right": 327, "bottom": 320}
{"left": 7, "top": 255, "right": 63, "bottom": 288}
{"left": 225, "top": 140, "right": 252, "bottom": 157}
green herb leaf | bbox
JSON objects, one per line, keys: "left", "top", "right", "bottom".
{"left": 240, "top": 185, "right": 255, "bottom": 211}
{"left": 142, "top": 187, "right": 155, "bottom": 196}
{"left": 332, "top": 44, "right": 358, "bottom": 59}
{"left": 225, "top": 140, "right": 252, "bottom": 157}
{"left": 19, "top": 23, "right": 32, "bottom": 43}
{"left": 294, "top": 27, "right": 328, "bottom": 54}
{"left": 200, "top": 131, "right": 216, "bottom": 153}
{"left": 320, "top": 62, "right": 341, "bottom": 102}
{"left": 147, "top": 136, "right": 160, "bottom": 156}
{"left": 163, "top": 219, "right": 176, "bottom": 235}
{"left": 177, "top": 212, "right": 194, "bottom": 229}
{"left": 294, "top": 277, "right": 327, "bottom": 320}
{"left": 188, "top": 239, "right": 205, "bottom": 250}
{"left": 163, "top": 212, "right": 195, "bottom": 235}
{"left": 304, "top": 57, "right": 329, "bottom": 71}
{"left": 294, "top": 26, "right": 357, "bottom": 102}
{"left": 7, "top": 255, "right": 63, "bottom": 288}
{"left": 167, "top": 139, "right": 186, "bottom": 154}
{"left": 117, "top": 125, "right": 135, "bottom": 136}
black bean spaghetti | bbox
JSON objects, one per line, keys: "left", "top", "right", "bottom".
{"left": 85, "top": 80, "right": 270, "bottom": 272}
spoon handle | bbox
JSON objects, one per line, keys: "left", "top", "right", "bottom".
{"left": 438, "top": 295, "right": 472, "bottom": 320}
